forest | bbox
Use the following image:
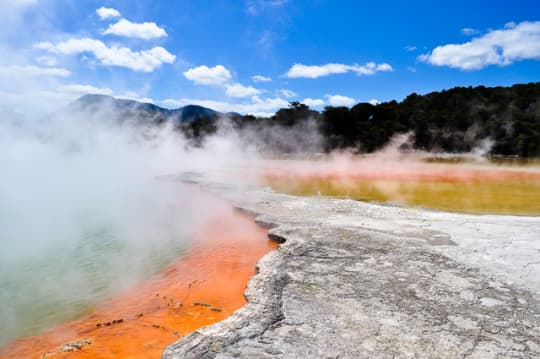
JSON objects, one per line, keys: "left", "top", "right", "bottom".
{"left": 212, "top": 82, "right": 540, "bottom": 157}
{"left": 76, "top": 82, "right": 540, "bottom": 157}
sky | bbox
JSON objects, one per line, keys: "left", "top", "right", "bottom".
{"left": 1, "top": 0, "right": 539, "bottom": 117}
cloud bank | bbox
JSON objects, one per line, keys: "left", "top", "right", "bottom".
{"left": 326, "top": 94, "right": 355, "bottom": 107}
{"left": 35, "top": 38, "right": 175, "bottom": 72}
{"left": 184, "top": 64, "right": 265, "bottom": 99}
{"left": 420, "top": 21, "right": 540, "bottom": 70}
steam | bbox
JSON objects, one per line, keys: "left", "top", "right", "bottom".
{"left": 235, "top": 117, "right": 325, "bottom": 155}
{"left": 471, "top": 138, "right": 495, "bottom": 157}
{"left": 0, "top": 103, "right": 252, "bottom": 345}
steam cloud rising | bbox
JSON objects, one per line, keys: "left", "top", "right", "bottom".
{"left": 0, "top": 104, "right": 255, "bottom": 345}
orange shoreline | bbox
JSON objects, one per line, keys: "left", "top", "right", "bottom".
{"left": 0, "top": 191, "right": 277, "bottom": 359}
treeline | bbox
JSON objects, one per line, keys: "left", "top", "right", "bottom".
{"left": 181, "top": 82, "right": 540, "bottom": 156}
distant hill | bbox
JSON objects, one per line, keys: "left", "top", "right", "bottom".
{"left": 68, "top": 94, "right": 230, "bottom": 124}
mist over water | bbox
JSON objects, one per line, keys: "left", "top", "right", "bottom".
{"left": 0, "top": 109, "right": 249, "bottom": 346}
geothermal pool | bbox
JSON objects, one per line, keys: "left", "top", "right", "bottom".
{"left": 0, "top": 112, "right": 283, "bottom": 358}
{"left": 262, "top": 156, "right": 540, "bottom": 215}
{"left": 3, "top": 154, "right": 540, "bottom": 358}
{"left": 0, "top": 181, "right": 191, "bottom": 348}
{"left": 0, "top": 188, "right": 276, "bottom": 359}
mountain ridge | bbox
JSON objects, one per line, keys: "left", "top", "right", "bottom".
{"left": 71, "top": 94, "right": 239, "bottom": 123}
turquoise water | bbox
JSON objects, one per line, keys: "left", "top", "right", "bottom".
{"left": 0, "top": 189, "right": 192, "bottom": 347}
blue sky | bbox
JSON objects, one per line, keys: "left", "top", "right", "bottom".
{"left": 1, "top": 0, "right": 539, "bottom": 116}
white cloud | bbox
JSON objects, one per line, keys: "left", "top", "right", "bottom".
{"left": 225, "top": 83, "right": 261, "bottom": 98}
{"left": 326, "top": 94, "right": 356, "bottom": 107}
{"left": 461, "top": 27, "right": 479, "bottom": 36}
{"left": 96, "top": 7, "right": 121, "bottom": 20}
{"left": 374, "top": 63, "right": 393, "bottom": 72}
{"left": 420, "top": 21, "right": 540, "bottom": 70}
{"left": 35, "top": 56, "right": 57, "bottom": 66}
{"left": 287, "top": 63, "right": 347, "bottom": 78}
{"left": 285, "top": 62, "right": 393, "bottom": 78}
{"left": 251, "top": 74, "right": 271, "bottom": 82}
{"left": 35, "top": 38, "right": 175, "bottom": 72}
{"left": 302, "top": 98, "right": 325, "bottom": 107}
{"left": 103, "top": 19, "right": 167, "bottom": 40}
{"left": 184, "top": 65, "right": 264, "bottom": 99}
{"left": 368, "top": 99, "right": 380, "bottom": 105}
{"left": 183, "top": 65, "right": 232, "bottom": 85}
{"left": 279, "top": 89, "right": 296, "bottom": 98}
{"left": 404, "top": 45, "right": 417, "bottom": 51}
{"left": 0, "top": 65, "right": 70, "bottom": 77}
{"left": 249, "top": 95, "right": 289, "bottom": 112}
{"left": 161, "top": 95, "right": 289, "bottom": 115}
{"left": 57, "top": 84, "right": 114, "bottom": 96}
{"left": 116, "top": 91, "right": 154, "bottom": 104}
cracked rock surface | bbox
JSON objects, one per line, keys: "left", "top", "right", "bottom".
{"left": 163, "top": 173, "right": 540, "bottom": 358}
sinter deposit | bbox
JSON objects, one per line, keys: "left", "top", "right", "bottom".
{"left": 164, "top": 171, "right": 540, "bottom": 358}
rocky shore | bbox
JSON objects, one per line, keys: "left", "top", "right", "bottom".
{"left": 163, "top": 172, "right": 540, "bottom": 358}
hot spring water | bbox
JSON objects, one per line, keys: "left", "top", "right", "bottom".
{"left": 0, "top": 180, "right": 194, "bottom": 346}
{"left": 263, "top": 157, "right": 540, "bottom": 215}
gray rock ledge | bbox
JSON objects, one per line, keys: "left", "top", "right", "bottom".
{"left": 163, "top": 174, "right": 540, "bottom": 358}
